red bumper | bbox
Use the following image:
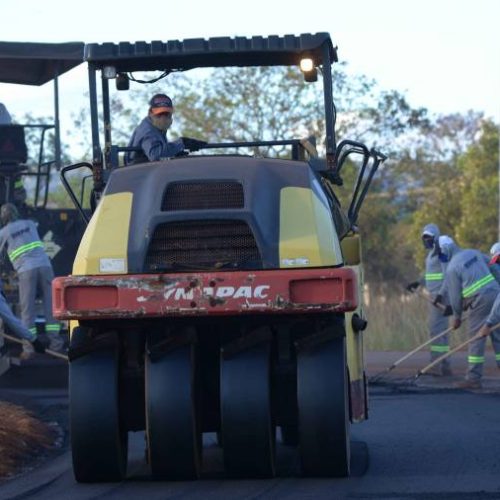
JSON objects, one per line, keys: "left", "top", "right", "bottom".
{"left": 52, "top": 268, "right": 357, "bottom": 320}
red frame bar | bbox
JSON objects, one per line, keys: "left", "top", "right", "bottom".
{"left": 53, "top": 268, "right": 357, "bottom": 320}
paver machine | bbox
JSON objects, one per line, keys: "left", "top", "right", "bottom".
{"left": 0, "top": 42, "right": 86, "bottom": 324}
{"left": 53, "top": 32, "right": 385, "bottom": 481}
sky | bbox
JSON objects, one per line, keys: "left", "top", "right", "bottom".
{"left": 1, "top": 0, "right": 499, "bottom": 150}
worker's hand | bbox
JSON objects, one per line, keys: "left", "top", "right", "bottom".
{"left": 31, "top": 337, "right": 47, "bottom": 354}
{"left": 433, "top": 294, "right": 443, "bottom": 306}
{"left": 443, "top": 305, "right": 453, "bottom": 317}
{"left": 181, "top": 137, "right": 208, "bottom": 152}
{"left": 406, "top": 281, "right": 420, "bottom": 292}
{"left": 453, "top": 317, "right": 462, "bottom": 330}
{"left": 478, "top": 324, "right": 492, "bottom": 338}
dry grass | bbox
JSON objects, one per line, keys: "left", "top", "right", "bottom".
{"left": 365, "top": 293, "right": 468, "bottom": 351}
{"left": 0, "top": 401, "right": 54, "bottom": 479}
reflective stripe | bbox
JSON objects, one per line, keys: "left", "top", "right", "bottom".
{"left": 425, "top": 273, "right": 443, "bottom": 281}
{"left": 29, "top": 327, "right": 37, "bottom": 334}
{"left": 431, "top": 345, "right": 450, "bottom": 353}
{"left": 495, "top": 354, "right": 500, "bottom": 361}
{"left": 468, "top": 355, "right": 485, "bottom": 364}
{"left": 462, "top": 274, "right": 495, "bottom": 298}
{"left": 8, "top": 241, "right": 44, "bottom": 261}
{"left": 46, "top": 323, "right": 61, "bottom": 332}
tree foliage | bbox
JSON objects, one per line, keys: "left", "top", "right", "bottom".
{"left": 455, "top": 120, "right": 499, "bottom": 250}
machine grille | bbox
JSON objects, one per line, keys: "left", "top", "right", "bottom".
{"left": 162, "top": 182, "right": 244, "bottom": 210}
{"left": 145, "top": 220, "right": 262, "bottom": 271}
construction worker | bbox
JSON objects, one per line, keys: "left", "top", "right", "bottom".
{"left": 124, "top": 93, "right": 207, "bottom": 164}
{"left": 491, "top": 242, "right": 500, "bottom": 256}
{"left": 406, "top": 224, "right": 452, "bottom": 375}
{"left": 489, "top": 242, "right": 500, "bottom": 281}
{"left": 0, "top": 278, "right": 46, "bottom": 358}
{"left": 437, "top": 235, "right": 500, "bottom": 389}
{"left": 0, "top": 203, "right": 64, "bottom": 357}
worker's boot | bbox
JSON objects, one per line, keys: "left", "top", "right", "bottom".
{"left": 20, "top": 340, "right": 35, "bottom": 361}
{"left": 47, "top": 332, "right": 65, "bottom": 353}
{"left": 455, "top": 378, "right": 482, "bottom": 390}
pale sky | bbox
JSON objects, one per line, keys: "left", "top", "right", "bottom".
{"left": 1, "top": 0, "right": 499, "bottom": 148}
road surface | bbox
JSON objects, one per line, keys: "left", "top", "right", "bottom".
{"left": 0, "top": 350, "right": 499, "bottom": 499}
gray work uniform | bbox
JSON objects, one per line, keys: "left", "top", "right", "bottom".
{"left": 443, "top": 246, "right": 500, "bottom": 381}
{"left": 124, "top": 117, "right": 184, "bottom": 164}
{"left": 0, "top": 219, "right": 63, "bottom": 351}
{"left": 421, "top": 224, "right": 450, "bottom": 366}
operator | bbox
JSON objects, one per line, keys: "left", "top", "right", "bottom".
{"left": 437, "top": 235, "right": 500, "bottom": 389}
{"left": 124, "top": 93, "right": 207, "bottom": 165}
{"left": 0, "top": 203, "right": 64, "bottom": 357}
{"left": 406, "top": 224, "right": 452, "bottom": 376}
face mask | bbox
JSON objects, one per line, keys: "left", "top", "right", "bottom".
{"left": 490, "top": 254, "right": 500, "bottom": 266}
{"left": 422, "top": 237, "right": 434, "bottom": 249}
{"left": 151, "top": 113, "right": 173, "bottom": 132}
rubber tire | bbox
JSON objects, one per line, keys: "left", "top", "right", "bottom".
{"left": 145, "top": 344, "right": 201, "bottom": 480}
{"left": 298, "top": 335, "right": 350, "bottom": 477}
{"left": 70, "top": 344, "right": 128, "bottom": 482}
{"left": 221, "top": 343, "right": 275, "bottom": 478}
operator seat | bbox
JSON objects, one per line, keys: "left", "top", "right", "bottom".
{"left": 0, "top": 125, "right": 27, "bottom": 167}
{"left": 0, "top": 125, "right": 28, "bottom": 205}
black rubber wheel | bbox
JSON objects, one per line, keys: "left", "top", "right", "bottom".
{"left": 280, "top": 422, "right": 299, "bottom": 446}
{"left": 297, "top": 334, "right": 350, "bottom": 477}
{"left": 145, "top": 343, "right": 201, "bottom": 480}
{"left": 70, "top": 341, "right": 128, "bottom": 482}
{"left": 220, "top": 342, "right": 275, "bottom": 478}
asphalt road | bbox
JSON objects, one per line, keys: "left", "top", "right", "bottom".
{"left": 1, "top": 351, "right": 500, "bottom": 499}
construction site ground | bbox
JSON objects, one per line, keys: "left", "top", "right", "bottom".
{"left": 0, "top": 346, "right": 499, "bottom": 487}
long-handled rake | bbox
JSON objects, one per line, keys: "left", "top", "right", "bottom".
{"left": 414, "top": 322, "right": 500, "bottom": 381}
{"left": 369, "top": 288, "right": 462, "bottom": 383}
{"left": 0, "top": 331, "right": 68, "bottom": 361}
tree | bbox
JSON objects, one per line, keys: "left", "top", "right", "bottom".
{"left": 455, "top": 120, "right": 499, "bottom": 251}
{"left": 407, "top": 113, "right": 487, "bottom": 267}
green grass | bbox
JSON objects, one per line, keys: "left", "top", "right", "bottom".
{"left": 364, "top": 293, "right": 468, "bottom": 351}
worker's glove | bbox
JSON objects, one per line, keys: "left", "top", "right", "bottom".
{"left": 479, "top": 324, "right": 492, "bottom": 337}
{"left": 406, "top": 281, "right": 420, "bottom": 293}
{"left": 443, "top": 305, "right": 453, "bottom": 317}
{"left": 181, "top": 137, "right": 207, "bottom": 152}
{"left": 453, "top": 317, "right": 462, "bottom": 330}
{"left": 433, "top": 294, "right": 443, "bottom": 307}
{"left": 31, "top": 337, "right": 47, "bottom": 354}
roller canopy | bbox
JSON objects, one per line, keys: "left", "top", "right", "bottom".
{"left": 0, "top": 42, "right": 84, "bottom": 85}
{"left": 85, "top": 33, "right": 337, "bottom": 72}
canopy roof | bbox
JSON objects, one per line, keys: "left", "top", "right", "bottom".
{"left": 0, "top": 35, "right": 335, "bottom": 85}
{"left": 0, "top": 42, "right": 84, "bottom": 85}
{"left": 85, "top": 33, "right": 336, "bottom": 73}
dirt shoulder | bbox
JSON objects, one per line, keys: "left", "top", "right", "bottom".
{"left": 0, "top": 352, "right": 68, "bottom": 482}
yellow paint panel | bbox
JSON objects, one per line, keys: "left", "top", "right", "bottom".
{"left": 73, "top": 192, "right": 133, "bottom": 275}
{"left": 279, "top": 187, "right": 341, "bottom": 267}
